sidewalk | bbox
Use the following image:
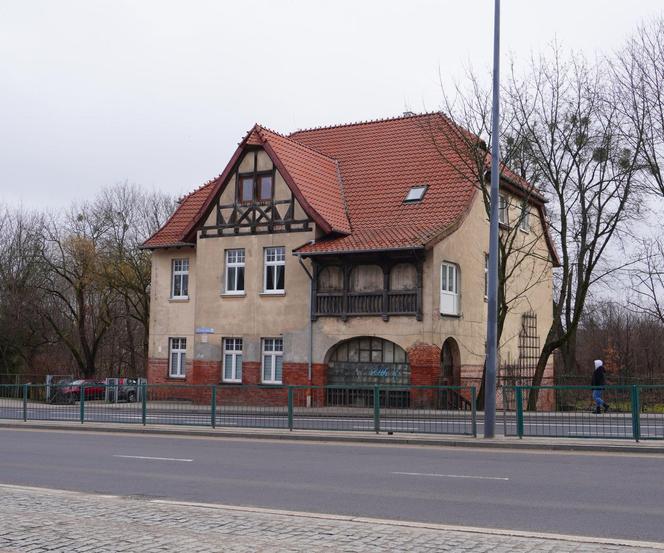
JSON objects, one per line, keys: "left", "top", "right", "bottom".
{"left": 0, "top": 484, "right": 662, "bottom": 552}
{"left": 2, "top": 419, "right": 664, "bottom": 453}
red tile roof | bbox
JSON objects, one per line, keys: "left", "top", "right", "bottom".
{"left": 143, "top": 112, "right": 556, "bottom": 263}
{"left": 291, "top": 113, "right": 478, "bottom": 253}
{"left": 256, "top": 127, "right": 351, "bottom": 234}
{"left": 142, "top": 181, "right": 216, "bottom": 248}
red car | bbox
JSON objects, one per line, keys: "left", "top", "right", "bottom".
{"left": 60, "top": 379, "right": 106, "bottom": 403}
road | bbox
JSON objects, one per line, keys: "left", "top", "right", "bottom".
{"left": 1, "top": 428, "right": 663, "bottom": 542}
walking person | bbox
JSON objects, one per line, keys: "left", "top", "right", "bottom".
{"left": 591, "top": 359, "right": 610, "bottom": 414}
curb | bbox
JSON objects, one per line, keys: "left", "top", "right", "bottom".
{"left": 2, "top": 420, "right": 664, "bottom": 454}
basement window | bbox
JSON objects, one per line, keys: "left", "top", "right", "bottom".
{"left": 404, "top": 185, "right": 427, "bottom": 203}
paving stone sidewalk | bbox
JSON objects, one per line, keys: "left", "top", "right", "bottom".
{"left": 0, "top": 485, "right": 661, "bottom": 553}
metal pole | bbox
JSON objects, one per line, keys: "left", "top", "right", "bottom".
{"left": 484, "top": 0, "right": 501, "bottom": 438}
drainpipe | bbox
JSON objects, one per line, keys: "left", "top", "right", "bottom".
{"left": 297, "top": 254, "right": 314, "bottom": 407}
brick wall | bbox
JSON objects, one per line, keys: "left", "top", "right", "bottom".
{"left": 407, "top": 342, "right": 441, "bottom": 408}
{"left": 147, "top": 357, "right": 327, "bottom": 406}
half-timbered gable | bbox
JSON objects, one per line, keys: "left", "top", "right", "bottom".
{"left": 200, "top": 148, "right": 313, "bottom": 238}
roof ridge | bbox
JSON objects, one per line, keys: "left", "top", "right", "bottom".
{"left": 257, "top": 125, "right": 340, "bottom": 164}
{"left": 288, "top": 111, "right": 443, "bottom": 136}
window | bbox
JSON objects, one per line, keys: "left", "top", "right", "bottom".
{"left": 225, "top": 249, "right": 245, "bottom": 294}
{"left": 519, "top": 203, "right": 530, "bottom": 232}
{"left": 264, "top": 247, "right": 285, "bottom": 293}
{"left": 238, "top": 172, "right": 273, "bottom": 203}
{"left": 440, "top": 262, "right": 460, "bottom": 316}
{"left": 262, "top": 338, "right": 283, "bottom": 384}
{"left": 258, "top": 174, "right": 273, "bottom": 201}
{"left": 484, "top": 253, "right": 489, "bottom": 298}
{"left": 240, "top": 176, "right": 254, "bottom": 203}
{"left": 171, "top": 259, "right": 189, "bottom": 299}
{"left": 169, "top": 338, "right": 187, "bottom": 378}
{"left": 404, "top": 184, "right": 427, "bottom": 203}
{"left": 499, "top": 195, "right": 508, "bottom": 225}
{"left": 222, "top": 338, "right": 243, "bottom": 382}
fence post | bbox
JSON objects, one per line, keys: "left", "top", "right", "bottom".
{"left": 373, "top": 386, "right": 380, "bottom": 434}
{"left": 631, "top": 385, "right": 641, "bottom": 442}
{"left": 211, "top": 386, "right": 217, "bottom": 429}
{"left": 471, "top": 386, "right": 477, "bottom": 437}
{"left": 515, "top": 386, "right": 524, "bottom": 439}
{"left": 141, "top": 383, "right": 147, "bottom": 426}
{"left": 79, "top": 384, "right": 85, "bottom": 424}
{"left": 287, "top": 387, "right": 294, "bottom": 431}
{"left": 22, "top": 384, "right": 28, "bottom": 422}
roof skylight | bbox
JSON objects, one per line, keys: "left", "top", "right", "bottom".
{"left": 404, "top": 184, "right": 427, "bottom": 203}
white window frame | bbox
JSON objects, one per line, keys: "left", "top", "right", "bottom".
{"left": 171, "top": 258, "right": 189, "bottom": 299}
{"left": 440, "top": 262, "right": 460, "bottom": 316}
{"left": 499, "top": 195, "right": 508, "bottom": 225}
{"left": 519, "top": 203, "right": 530, "bottom": 232}
{"left": 169, "top": 337, "right": 187, "bottom": 378}
{"left": 261, "top": 337, "right": 283, "bottom": 384}
{"left": 224, "top": 249, "right": 245, "bottom": 295}
{"left": 263, "top": 247, "right": 285, "bottom": 294}
{"left": 222, "top": 338, "right": 243, "bottom": 383}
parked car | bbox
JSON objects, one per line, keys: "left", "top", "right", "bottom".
{"left": 61, "top": 379, "right": 106, "bottom": 404}
{"left": 112, "top": 378, "right": 139, "bottom": 403}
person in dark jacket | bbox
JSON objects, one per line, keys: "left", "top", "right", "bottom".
{"left": 591, "top": 360, "right": 610, "bottom": 414}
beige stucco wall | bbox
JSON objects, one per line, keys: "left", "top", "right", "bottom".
{"left": 149, "top": 247, "right": 197, "bottom": 368}
{"left": 150, "top": 146, "right": 316, "bottom": 366}
{"left": 192, "top": 230, "right": 315, "bottom": 364}
{"left": 148, "top": 170, "right": 554, "bottom": 381}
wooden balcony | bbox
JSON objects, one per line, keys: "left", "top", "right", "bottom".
{"left": 309, "top": 251, "right": 424, "bottom": 321}
{"left": 315, "top": 290, "right": 418, "bottom": 318}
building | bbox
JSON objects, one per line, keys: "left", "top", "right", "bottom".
{"left": 142, "top": 113, "right": 557, "bottom": 406}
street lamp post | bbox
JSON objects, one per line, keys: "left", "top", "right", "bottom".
{"left": 484, "top": 0, "right": 501, "bottom": 438}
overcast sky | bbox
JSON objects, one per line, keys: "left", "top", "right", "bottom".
{"left": 1, "top": 0, "right": 662, "bottom": 209}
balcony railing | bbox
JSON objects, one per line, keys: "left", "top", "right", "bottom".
{"left": 315, "top": 290, "right": 417, "bottom": 317}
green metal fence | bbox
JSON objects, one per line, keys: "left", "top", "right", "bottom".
{"left": 503, "top": 385, "right": 664, "bottom": 441}
{"left": 0, "top": 383, "right": 476, "bottom": 435}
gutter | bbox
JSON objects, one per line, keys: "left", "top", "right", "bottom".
{"left": 296, "top": 254, "right": 314, "bottom": 394}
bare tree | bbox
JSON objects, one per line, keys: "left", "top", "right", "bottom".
{"left": 615, "top": 18, "right": 664, "bottom": 330}
{"left": 0, "top": 207, "right": 48, "bottom": 374}
{"left": 94, "top": 183, "right": 175, "bottom": 373}
{"left": 508, "top": 49, "right": 642, "bottom": 409}
{"left": 39, "top": 207, "right": 116, "bottom": 377}
{"left": 424, "top": 73, "right": 553, "bottom": 404}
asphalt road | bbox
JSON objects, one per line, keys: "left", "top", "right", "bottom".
{"left": 1, "top": 428, "right": 663, "bottom": 542}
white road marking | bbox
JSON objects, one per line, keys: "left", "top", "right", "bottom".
{"left": 392, "top": 471, "right": 509, "bottom": 481}
{"left": 112, "top": 454, "right": 193, "bottom": 462}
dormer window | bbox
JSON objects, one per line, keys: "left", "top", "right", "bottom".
{"left": 404, "top": 185, "right": 427, "bottom": 203}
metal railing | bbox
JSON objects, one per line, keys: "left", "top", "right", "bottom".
{"left": 0, "top": 384, "right": 476, "bottom": 436}
{"left": 503, "top": 385, "right": 664, "bottom": 441}
{"left": 5, "top": 383, "right": 661, "bottom": 441}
